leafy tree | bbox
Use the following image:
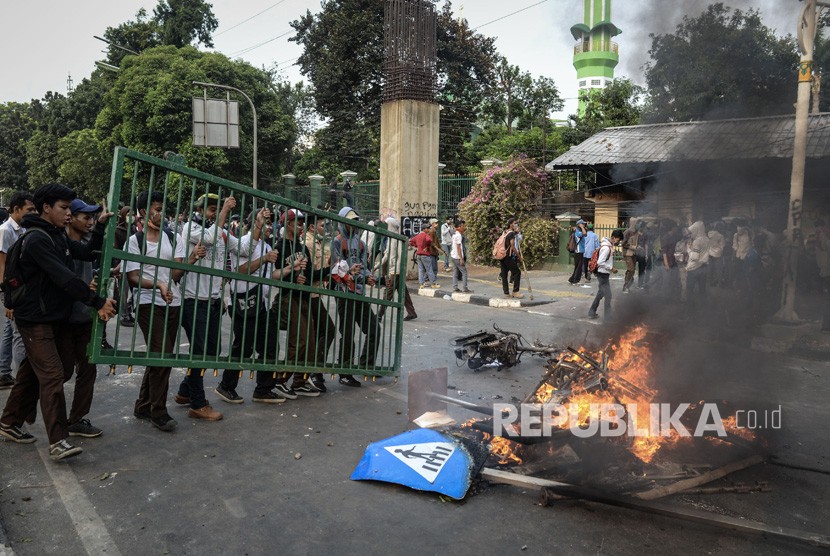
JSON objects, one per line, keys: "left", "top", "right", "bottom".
{"left": 0, "top": 102, "right": 37, "bottom": 190}
{"left": 95, "top": 46, "right": 297, "bottom": 201}
{"left": 290, "top": 0, "right": 501, "bottom": 175}
{"left": 103, "top": 0, "right": 218, "bottom": 65}
{"left": 480, "top": 58, "right": 533, "bottom": 134}
{"left": 644, "top": 3, "right": 798, "bottom": 122}
{"left": 154, "top": 0, "right": 218, "bottom": 48}
{"left": 57, "top": 129, "right": 112, "bottom": 202}
{"left": 468, "top": 126, "right": 567, "bottom": 171}
{"left": 25, "top": 130, "right": 60, "bottom": 188}
{"left": 564, "top": 78, "right": 643, "bottom": 147}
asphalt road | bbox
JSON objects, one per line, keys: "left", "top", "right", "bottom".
{"left": 0, "top": 294, "right": 828, "bottom": 555}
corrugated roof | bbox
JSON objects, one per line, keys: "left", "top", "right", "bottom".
{"left": 547, "top": 113, "right": 830, "bottom": 170}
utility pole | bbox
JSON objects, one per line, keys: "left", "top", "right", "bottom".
{"left": 776, "top": 0, "right": 824, "bottom": 322}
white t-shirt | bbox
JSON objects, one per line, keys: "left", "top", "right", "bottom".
{"left": 0, "top": 217, "right": 23, "bottom": 254}
{"left": 181, "top": 219, "right": 240, "bottom": 300}
{"left": 451, "top": 230, "right": 464, "bottom": 260}
{"left": 230, "top": 232, "right": 273, "bottom": 300}
{"left": 125, "top": 231, "right": 186, "bottom": 307}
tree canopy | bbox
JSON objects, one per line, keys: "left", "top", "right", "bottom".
{"left": 643, "top": 3, "right": 798, "bottom": 122}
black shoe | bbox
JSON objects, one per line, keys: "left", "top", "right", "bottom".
{"left": 339, "top": 375, "right": 362, "bottom": 388}
{"left": 68, "top": 419, "right": 103, "bottom": 438}
{"left": 0, "top": 374, "right": 14, "bottom": 389}
{"left": 0, "top": 422, "right": 36, "bottom": 443}
{"left": 274, "top": 383, "right": 298, "bottom": 400}
{"left": 101, "top": 340, "right": 114, "bottom": 350}
{"left": 587, "top": 312, "right": 599, "bottom": 320}
{"left": 403, "top": 315, "right": 417, "bottom": 321}
{"left": 120, "top": 317, "right": 135, "bottom": 328}
{"left": 310, "top": 375, "right": 327, "bottom": 393}
{"left": 134, "top": 407, "right": 151, "bottom": 421}
{"left": 49, "top": 439, "right": 82, "bottom": 461}
{"left": 215, "top": 386, "right": 244, "bottom": 404}
{"left": 150, "top": 414, "right": 177, "bottom": 432}
{"left": 252, "top": 390, "right": 286, "bottom": 404}
{"left": 293, "top": 383, "right": 321, "bottom": 397}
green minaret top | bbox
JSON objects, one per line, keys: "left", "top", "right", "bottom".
{"left": 572, "top": 0, "right": 621, "bottom": 116}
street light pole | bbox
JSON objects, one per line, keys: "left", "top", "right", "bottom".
{"left": 776, "top": 0, "right": 819, "bottom": 322}
{"left": 192, "top": 81, "right": 258, "bottom": 190}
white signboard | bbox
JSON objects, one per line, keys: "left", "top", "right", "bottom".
{"left": 192, "top": 97, "right": 240, "bottom": 148}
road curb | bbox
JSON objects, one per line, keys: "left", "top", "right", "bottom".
{"left": 409, "top": 286, "right": 553, "bottom": 308}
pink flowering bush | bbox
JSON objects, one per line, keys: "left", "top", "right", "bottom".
{"left": 458, "top": 155, "right": 554, "bottom": 268}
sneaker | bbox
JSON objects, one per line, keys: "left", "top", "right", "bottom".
{"left": 0, "top": 374, "right": 14, "bottom": 389}
{"left": 622, "top": 288, "right": 630, "bottom": 294}
{"left": 587, "top": 312, "right": 599, "bottom": 320}
{"left": 503, "top": 294, "right": 512, "bottom": 299}
{"left": 49, "top": 439, "right": 82, "bottom": 461}
{"left": 339, "top": 375, "right": 362, "bottom": 388}
{"left": 0, "top": 422, "right": 36, "bottom": 444}
{"left": 134, "top": 408, "right": 151, "bottom": 421}
{"left": 174, "top": 394, "right": 190, "bottom": 405}
{"left": 68, "top": 419, "right": 103, "bottom": 438}
{"left": 430, "top": 284, "right": 441, "bottom": 289}
{"left": 512, "top": 292, "right": 524, "bottom": 299}
{"left": 274, "top": 383, "right": 298, "bottom": 400}
{"left": 101, "top": 339, "right": 114, "bottom": 350}
{"left": 150, "top": 414, "right": 177, "bottom": 431}
{"left": 120, "top": 317, "right": 135, "bottom": 328}
{"left": 310, "top": 375, "right": 327, "bottom": 393}
{"left": 453, "top": 288, "right": 461, "bottom": 293}
{"left": 252, "top": 391, "right": 286, "bottom": 404}
{"left": 403, "top": 314, "right": 417, "bottom": 321}
{"left": 462, "top": 288, "right": 474, "bottom": 293}
{"left": 188, "top": 405, "right": 223, "bottom": 421}
{"left": 293, "top": 383, "right": 321, "bottom": 397}
{"left": 419, "top": 284, "right": 428, "bottom": 289}
{"left": 215, "top": 386, "right": 244, "bottom": 404}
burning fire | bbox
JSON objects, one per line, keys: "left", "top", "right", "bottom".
{"left": 481, "top": 433, "right": 523, "bottom": 465}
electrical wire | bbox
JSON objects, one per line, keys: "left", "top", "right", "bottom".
{"left": 215, "top": 0, "right": 290, "bottom": 37}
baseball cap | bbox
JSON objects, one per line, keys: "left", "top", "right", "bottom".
{"left": 342, "top": 209, "right": 360, "bottom": 221}
{"left": 279, "top": 209, "right": 305, "bottom": 225}
{"left": 429, "top": 218, "right": 438, "bottom": 225}
{"left": 194, "top": 193, "right": 219, "bottom": 207}
{"left": 70, "top": 199, "right": 102, "bottom": 214}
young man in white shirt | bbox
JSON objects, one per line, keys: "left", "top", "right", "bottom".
{"left": 0, "top": 191, "right": 36, "bottom": 389}
{"left": 440, "top": 216, "right": 454, "bottom": 272}
{"left": 451, "top": 220, "right": 473, "bottom": 293}
{"left": 176, "top": 193, "right": 239, "bottom": 421}
{"left": 126, "top": 191, "right": 205, "bottom": 431}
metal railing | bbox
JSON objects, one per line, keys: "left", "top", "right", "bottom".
{"left": 573, "top": 40, "right": 618, "bottom": 55}
{"left": 90, "top": 147, "right": 407, "bottom": 377}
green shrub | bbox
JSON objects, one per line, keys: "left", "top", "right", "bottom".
{"left": 458, "top": 155, "right": 553, "bottom": 267}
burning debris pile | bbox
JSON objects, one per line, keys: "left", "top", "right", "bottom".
{"left": 454, "top": 325, "right": 763, "bottom": 489}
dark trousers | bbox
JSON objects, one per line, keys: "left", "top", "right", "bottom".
{"left": 623, "top": 255, "right": 636, "bottom": 290}
{"left": 309, "top": 296, "right": 336, "bottom": 366}
{"left": 636, "top": 255, "right": 647, "bottom": 287}
{"left": 686, "top": 266, "right": 707, "bottom": 298}
{"left": 2, "top": 323, "right": 75, "bottom": 444}
{"left": 65, "top": 321, "right": 97, "bottom": 424}
{"left": 569, "top": 253, "right": 584, "bottom": 283}
{"left": 135, "top": 305, "right": 181, "bottom": 420}
{"left": 336, "top": 296, "right": 379, "bottom": 369}
{"left": 500, "top": 258, "right": 521, "bottom": 293}
{"left": 221, "top": 292, "right": 275, "bottom": 394}
{"left": 380, "top": 274, "right": 416, "bottom": 319}
{"left": 581, "top": 256, "right": 592, "bottom": 281}
{"left": 273, "top": 294, "right": 319, "bottom": 386}
{"left": 589, "top": 273, "right": 613, "bottom": 319}
{"left": 179, "top": 298, "right": 222, "bottom": 410}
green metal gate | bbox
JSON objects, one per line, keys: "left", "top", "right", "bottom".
{"left": 90, "top": 147, "right": 407, "bottom": 378}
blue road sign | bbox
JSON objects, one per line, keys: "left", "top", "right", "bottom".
{"left": 351, "top": 429, "right": 481, "bottom": 500}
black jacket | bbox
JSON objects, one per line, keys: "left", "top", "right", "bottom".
{"left": 8, "top": 214, "right": 106, "bottom": 326}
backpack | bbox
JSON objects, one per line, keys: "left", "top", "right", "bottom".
{"left": 2, "top": 228, "right": 55, "bottom": 310}
{"left": 132, "top": 229, "right": 175, "bottom": 254}
{"left": 566, "top": 232, "right": 577, "bottom": 253}
{"left": 492, "top": 231, "right": 509, "bottom": 260}
{"left": 587, "top": 249, "right": 600, "bottom": 273}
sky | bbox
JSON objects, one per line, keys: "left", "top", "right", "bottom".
{"left": 0, "top": 0, "right": 797, "bottom": 119}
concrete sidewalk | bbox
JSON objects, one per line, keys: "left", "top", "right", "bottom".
{"left": 407, "top": 263, "right": 597, "bottom": 309}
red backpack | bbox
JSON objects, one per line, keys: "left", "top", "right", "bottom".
{"left": 587, "top": 249, "right": 600, "bottom": 273}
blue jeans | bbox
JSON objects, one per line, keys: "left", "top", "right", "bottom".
{"left": 178, "top": 298, "right": 223, "bottom": 409}
{"left": 417, "top": 255, "right": 437, "bottom": 285}
{"left": 589, "top": 272, "right": 613, "bottom": 319}
{"left": 442, "top": 243, "right": 452, "bottom": 268}
{"left": 452, "top": 258, "right": 468, "bottom": 290}
{"left": 0, "top": 309, "right": 25, "bottom": 376}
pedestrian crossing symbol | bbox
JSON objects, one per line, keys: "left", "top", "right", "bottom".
{"left": 384, "top": 442, "right": 456, "bottom": 483}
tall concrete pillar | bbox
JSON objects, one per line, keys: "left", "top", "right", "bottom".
{"left": 380, "top": 100, "right": 439, "bottom": 219}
